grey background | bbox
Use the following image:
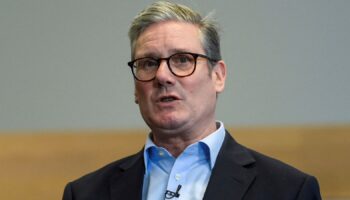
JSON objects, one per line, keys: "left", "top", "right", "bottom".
{"left": 1, "top": 0, "right": 349, "bottom": 131}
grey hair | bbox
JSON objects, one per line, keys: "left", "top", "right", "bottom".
{"left": 128, "top": 1, "right": 221, "bottom": 64}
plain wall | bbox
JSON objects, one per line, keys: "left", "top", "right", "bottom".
{"left": 1, "top": 0, "right": 349, "bottom": 131}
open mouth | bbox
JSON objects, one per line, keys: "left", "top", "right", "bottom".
{"left": 160, "top": 96, "right": 177, "bottom": 102}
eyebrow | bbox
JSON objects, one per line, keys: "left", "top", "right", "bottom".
{"left": 136, "top": 48, "right": 195, "bottom": 59}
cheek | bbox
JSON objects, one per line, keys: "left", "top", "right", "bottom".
{"left": 134, "top": 85, "right": 141, "bottom": 99}
{"left": 194, "top": 78, "right": 217, "bottom": 102}
{"left": 135, "top": 83, "right": 154, "bottom": 112}
{"left": 135, "top": 83, "right": 149, "bottom": 99}
{"left": 184, "top": 78, "right": 211, "bottom": 103}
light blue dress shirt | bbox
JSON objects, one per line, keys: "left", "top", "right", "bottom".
{"left": 142, "top": 121, "right": 226, "bottom": 200}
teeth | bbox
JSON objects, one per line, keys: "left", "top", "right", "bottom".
{"left": 161, "top": 97, "right": 175, "bottom": 102}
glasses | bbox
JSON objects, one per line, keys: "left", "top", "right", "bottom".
{"left": 127, "top": 52, "right": 218, "bottom": 82}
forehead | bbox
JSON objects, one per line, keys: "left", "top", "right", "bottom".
{"left": 134, "top": 21, "right": 204, "bottom": 57}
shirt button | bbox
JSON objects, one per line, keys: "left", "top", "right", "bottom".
{"left": 175, "top": 174, "right": 181, "bottom": 181}
{"left": 158, "top": 151, "right": 164, "bottom": 156}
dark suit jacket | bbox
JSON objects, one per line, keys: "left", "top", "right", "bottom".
{"left": 63, "top": 131, "right": 321, "bottom": 200}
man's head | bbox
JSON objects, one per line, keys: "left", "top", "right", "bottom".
{"left": 128, "top": 1, "right": 221, "bottom": 63}
{"left": 128, "top": 1, "right": 226, "bottom": 140}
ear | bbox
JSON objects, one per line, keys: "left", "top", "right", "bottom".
{"left": 212, "top": 60, "right": 226, "bottom": 93}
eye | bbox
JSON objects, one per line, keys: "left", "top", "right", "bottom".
{"left": 171, "top": 54, "right": 194, "bottom": 65}
{"left": 136, "top": 58, "right": 158, "bottom": 70}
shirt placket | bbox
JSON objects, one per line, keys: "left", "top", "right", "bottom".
{"left": 165, "top": 145, "right": 198, "bottom": 199}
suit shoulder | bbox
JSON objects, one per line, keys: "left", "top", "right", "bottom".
{"left": 63, "top": 151, "right": 144, "bottom": 199}
{"left": 69, "top": 151, "right": 143, "bottom": 186}
{"left": 247, "top": 147, "right": 308, "bottom": 177}
{"left": 244, "top": 147, "right": 321, "bottom": 198}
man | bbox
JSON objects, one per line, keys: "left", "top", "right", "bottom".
{"left": 63, "top": 1, "right": 321, "bottom": 200}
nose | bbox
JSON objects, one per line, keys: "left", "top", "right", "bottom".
{"left": 154, "top": 60, "right": 175, "bottom": 86}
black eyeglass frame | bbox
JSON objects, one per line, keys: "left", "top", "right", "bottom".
{"left": 127, "top": 52, "right": 218, "bottom": 82}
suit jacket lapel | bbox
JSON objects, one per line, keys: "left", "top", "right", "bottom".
{"left": 109, "top": 150, "right": 145, "bottom": 200}
{"left": 204, "top": 131, "right": 257, "bottom": 200}
{"left": 107, "top": 131, "right": 256, "bottom": 200}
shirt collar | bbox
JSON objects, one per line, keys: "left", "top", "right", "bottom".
{"left": 199, "top": 121, "right": 226, "bottom": 169}
{"left": 143, "top": 121, "right": 226, "bottom": 171}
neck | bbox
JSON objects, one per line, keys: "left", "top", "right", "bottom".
{"left": 151, "top": 121, "right": 217, "bottom": 157}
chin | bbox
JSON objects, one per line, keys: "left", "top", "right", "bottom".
{"left": 151, "top": 116, "right": 186, "bottom": 130}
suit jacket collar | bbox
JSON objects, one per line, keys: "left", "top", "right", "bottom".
{"left": 203, "top": 131, "right": 257, "bottom": 200}
{"left": 109, "top": 150, "right": 145, "bottom": 200}
{"left": 108, "top": 130, "right": 256, "bottom": 200}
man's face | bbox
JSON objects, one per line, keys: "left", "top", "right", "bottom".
{"left": 134, "top": 21, "right": 226, "bottom": 136}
